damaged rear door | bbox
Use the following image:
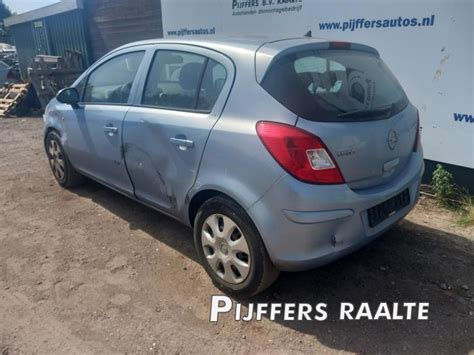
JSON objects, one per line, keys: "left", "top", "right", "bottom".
{"left": 123, "top": 45, "right": 234, "bottom": 216}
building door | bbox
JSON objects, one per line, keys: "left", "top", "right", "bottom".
{"left": 32, "top": 20, "right": 50, "bottom": 55}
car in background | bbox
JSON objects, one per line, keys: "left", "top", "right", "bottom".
{"left": 43, "top": 37, "right": 424, "bottom": 297}
{"left": 0, "top": 60, "right": 20, "bottom": 84}
{"left": 0, "top": 43, "right": 16, "bottom": 55}
{"left": 1, "top": 52, "right": 18, "bottom": 67}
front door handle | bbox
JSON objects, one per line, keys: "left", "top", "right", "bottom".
{"left": 170, "top": 137, "right": 194, "bottom": 150}
{"left": 104, "top": 125, "right": 118, "bottom": 136}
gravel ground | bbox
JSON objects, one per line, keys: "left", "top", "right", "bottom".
{"left": 0, "top": 117, "right": 473, "bottom": 354}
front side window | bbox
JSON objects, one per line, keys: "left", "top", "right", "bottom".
{"left": 142, "top": 50, "right": 227, "bottom": 112}
{"left": 261, "top": 49, "right": 408, "bottom": 122}
{"left": 83, "top": 51, "right": 144, "bottom": 104}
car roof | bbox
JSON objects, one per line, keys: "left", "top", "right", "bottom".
{"left": 115, "top": 36, "right": 329, "bottom": 56}
{"left": 110, "top": 36, "right": 378, "bottom": 83}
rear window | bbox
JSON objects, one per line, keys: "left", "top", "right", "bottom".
{"left": 261, "top": 49, "right": 408, "bottom": 122}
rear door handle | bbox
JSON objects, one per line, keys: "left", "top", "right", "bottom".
{"left": 104, "top": 125, "right": 118, "bottom": 135}
{"left": 170, "top": 137, "right": 194, "bottom": 150}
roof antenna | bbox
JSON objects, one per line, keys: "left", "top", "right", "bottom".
{"left": 304, "top": 30, "right": 312, "bottom": 37}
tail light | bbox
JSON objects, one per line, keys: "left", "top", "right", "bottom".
{"left": 256, "top": 121, "right": 344, "bottom": 184}
{"left": 413, "top": 111, "right": 421, "bottom": 152}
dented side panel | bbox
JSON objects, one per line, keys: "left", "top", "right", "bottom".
{"left": 122, "top": 107, "right": 216, "bottom": 216}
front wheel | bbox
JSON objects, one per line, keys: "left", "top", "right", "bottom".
{"left": 45, "top": 131, "right": 84, "bottom": 188}
{"left": 194, "top": 196, "right": 279, "bottom": 297}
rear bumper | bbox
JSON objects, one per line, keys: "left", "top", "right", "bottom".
{"left": 247, "top": 152, "right": 424, "bottom": 271}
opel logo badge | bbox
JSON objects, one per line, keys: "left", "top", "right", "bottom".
{"left": 387, "top": 129, "right": 398, "bottom": 150}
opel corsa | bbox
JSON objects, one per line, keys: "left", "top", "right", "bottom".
{"left": 44, "top": 37, "right": 424, "bottom": 296}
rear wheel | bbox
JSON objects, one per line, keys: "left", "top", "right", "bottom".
{"left": 194, "top": 196, "right": 279, "bottom": 297}
{"left": 45, "top": 131, "right": 84, "bottom": 188}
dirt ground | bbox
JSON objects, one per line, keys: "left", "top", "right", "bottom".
{"left": 0, "top": 117, "right": 473, "bottom": 354}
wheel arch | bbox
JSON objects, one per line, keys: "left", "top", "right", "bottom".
{"left": 44, "top": 126, "right": 61, "bottom": 148}
{"left": 188, "top": 189, "right": 224, "bottom": 227}
{"left": 188, "top": 189, "right": 249, "bottom": 227}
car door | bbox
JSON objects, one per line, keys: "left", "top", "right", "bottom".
{"left": 64, "top": 49, "right": 146, "bottom": 195}
{"left": 123, "top": 45, "right": 234, "bottom": 216}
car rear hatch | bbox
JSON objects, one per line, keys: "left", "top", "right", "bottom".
{"left": 257, "top": 40, "right": 418, "bottom": 189}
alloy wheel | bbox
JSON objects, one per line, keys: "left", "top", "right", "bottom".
{"left": 48, "top": 139, "right": 65, "bottom": 182}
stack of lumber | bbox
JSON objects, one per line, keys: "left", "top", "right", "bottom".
{"left": 0, "top": 83, "right": 30, "bottom": 117}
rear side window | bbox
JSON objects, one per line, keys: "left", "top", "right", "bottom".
{"left": 197, "top": 59, "right": 227, "bottom": 111}
{"left": 83, "top": 51, "right": 144, "bottom": 104}
{"left": 142, "top": 51, "right": 226, "bottom": 112}
{"left": 261, "top": 49, "right": 408, "bottom": 122}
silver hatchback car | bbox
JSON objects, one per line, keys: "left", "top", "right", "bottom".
{"left": 44, "top": 37, "right": 424, "bottom": 296}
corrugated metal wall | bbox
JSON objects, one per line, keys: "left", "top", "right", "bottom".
{"left": 10, "top": 0, "right": 163, "bottom": 79}
{"left": 84, "top": 0, "right": 163, "bottom": 61}
{"left": 47, "top": 10, "right": 90, "bottom": 68}
{"left": 10, "top": 10, "right": 90, "bottom": 79}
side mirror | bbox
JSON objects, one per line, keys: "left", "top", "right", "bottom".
{"left": 56, "top": 87, "right": 80, "bottom": 108}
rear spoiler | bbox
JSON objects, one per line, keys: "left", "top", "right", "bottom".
{"left": 255, "top": 40, "right": 379, "bottom": 83}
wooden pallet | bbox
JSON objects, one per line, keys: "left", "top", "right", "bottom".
{"left": 0, "top": 83, "right": 30, "bottom": 117}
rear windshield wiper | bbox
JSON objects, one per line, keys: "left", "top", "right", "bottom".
{"left": 337, "top": 104, "right": 394, "bottom": 119}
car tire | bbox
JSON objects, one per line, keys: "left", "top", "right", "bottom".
{"left": 45, "top": 131, "right": 85, "bottom": 188}
{"left": 194, "top": 195, "right": 279, "bottom": 298}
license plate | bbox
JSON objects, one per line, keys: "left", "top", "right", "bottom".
{"left": 367, "top": 189, "right": 410, "bottom": 228}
